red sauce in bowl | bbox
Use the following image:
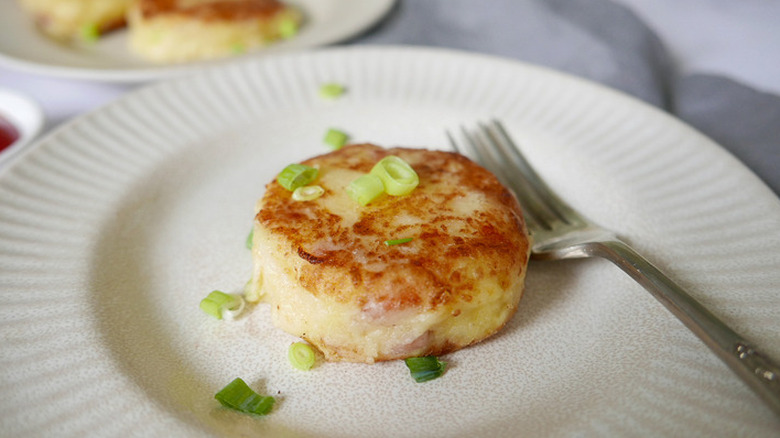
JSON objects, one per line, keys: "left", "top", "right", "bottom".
{"left": 0, "top": 114, "right": 20, "bottom": 152}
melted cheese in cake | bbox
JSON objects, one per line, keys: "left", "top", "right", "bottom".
{"left": 249, "top": 144, "right": 530, "bottom": 363}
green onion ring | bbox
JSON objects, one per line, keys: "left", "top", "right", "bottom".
{"left": 347, "top": 173, "right": 385, "bottom": 205}
{"left": 200, "top": 290, "right": 244, "bottom": 320}
{"left": 245, "top": 228, "right": 254, "bottom": 249}
{"left": 319, "top": 83, "right": 345, "bottom": 99}
{"left": 80, "top": 23, "right": 100, "bottom": 42}
{"left": 292, "top": 185, "right": 325, "bottom": 201}
{"left": 323, "top": 128, "right": 349, "bottom": 150}
{"left": 404, "top": 356, "right": 447, "bottom": 383}
{"left": 278, "top": 16, "right": 299, "bottom": 39}
{"left": 288, "top": 342, "right": 317, "bottom": 371}
{"left": 214, "top": 378, "right": 275, "bottom": 416}
{"left": 370, "top": 155, "right": 419, "bottom": 196}
{"left": 277, "top": 163, "right": 318, "bottom": 191}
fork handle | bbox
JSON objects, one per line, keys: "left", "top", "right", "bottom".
{"left": 592, "top": 239, "right": 780, "bottom": 416}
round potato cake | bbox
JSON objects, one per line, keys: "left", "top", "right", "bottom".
{"left": 248, "top": 144, "right": 530, "bottom": 363}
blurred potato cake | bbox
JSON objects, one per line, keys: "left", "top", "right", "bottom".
{"left": 17, "top": 0, "right": 132, "bottom": 40}
{"left": 127, "top": 0, "right": 302, "bottom": 63}
{"left": 248, "top": 144, "right": 530, "bottom": 363}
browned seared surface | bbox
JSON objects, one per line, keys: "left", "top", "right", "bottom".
{"left": 136, "top": 0, "right": 286, "bottom": 20}
{"left": 257, "top": 144, "right": 529, "bottom": 315}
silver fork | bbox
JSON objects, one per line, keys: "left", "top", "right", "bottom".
{"left": 448, "top": 120, "right": 780, "bottom": 416}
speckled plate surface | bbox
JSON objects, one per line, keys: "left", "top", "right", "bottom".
{"left": 0, "top": 46, "right": 778, "bottom": 437}
{"left": 0, "top": 0, "right": 395, "bottom": 82}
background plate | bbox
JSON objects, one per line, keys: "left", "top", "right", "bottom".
{"left": 0, "top": 46, "right": 779, "bottom": 437}
{"left": 0, "top": 0, "right": 395, "bottom": 82}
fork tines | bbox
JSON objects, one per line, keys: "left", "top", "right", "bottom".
{"left": 447, "top": 120, "right": 580, "bottom": 232}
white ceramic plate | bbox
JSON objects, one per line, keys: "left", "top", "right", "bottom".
{"left": 0, "top": 0, "right": 395, "bottom": 82}
{"left": 0, "top": 47, "right": 778, "bottom": 437}
{"left": 0, "top": 88, "right": 43, "bottom": 165}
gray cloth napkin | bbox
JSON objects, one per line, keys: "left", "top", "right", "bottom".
{"left": 348, "top": 0, "right": 780, "bottom": 195}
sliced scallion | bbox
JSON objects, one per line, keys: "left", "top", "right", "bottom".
{"left": 404, "top": 356, "right": 447, "bottom": 383}
{"left": 347, "top": 174, "right": 384, "bottom": 206}
{"left": 323, "top": 128, "right": 348, "bottom": 150}
{"left": 278, "top": 17, "right": 299, "bottom": 39}
{"left": 80, "top": 23, "right": 99, "bottom": 42}
{"left": 244, "top": 277, "right": 262, "bottom": 303}
{"left": 319, "top": 83, "right": 345, "bottom": 99}
{"left": 370, "top": 156, "right": 419, "bottom": 196}
{"left": 277, "top": 163, "right": 318, "bottom": 191}
{"left": 215, "top": 378, "right": 275, "bottom": 416}
{"left": 288, "top": 342, "right": 316, "bottom": 371}
{"left": 245, "top": 228, "right": 254, "bottom": 249}
{"left": 292, "top": 185, "right": 325, "bottom": 201}
{"left": 221, "top": 295, "right": 246, "bottom": 320}
{"left": 385, "top": 237, "right": 413, "bottom": 246}
{"left": 200, "top": 290, "right": 243, "bottom": 320}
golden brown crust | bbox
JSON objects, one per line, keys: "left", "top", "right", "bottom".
{"left": 136, "top": 0, "right": 286, "bottom": 20}
{"left": 32, "top": 14, "right": 127, "bottom": 35}
{"left": 256, "top": 144, "right": 529, "bottom": 315}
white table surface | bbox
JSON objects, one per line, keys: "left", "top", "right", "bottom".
{"left": 0, "top": 0, "right": 778, "bottom": 142}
